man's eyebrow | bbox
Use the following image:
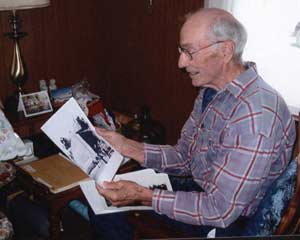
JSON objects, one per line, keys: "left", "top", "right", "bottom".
{"left": 179, "top": 43, "right": 192, "bottom": 49}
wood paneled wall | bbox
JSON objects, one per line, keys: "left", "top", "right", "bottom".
{"left": 0, "top": 0, "right": 204, "bottom": 144}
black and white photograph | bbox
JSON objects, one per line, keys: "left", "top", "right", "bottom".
{"left": 41, "top": 97, "right": 123, "bottom": 184}
{"left": 61, "top": 116, "right": 115, "bottom": 180}
{"left": 80, "top": 169, "right": 172, "bottom": 215}
{"left": 20, "top": 90, "right": 53, "bottom": 117}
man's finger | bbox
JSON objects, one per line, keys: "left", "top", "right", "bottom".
{"left": 95, "top": 127, "right": 107, "bottom": 135}
{"left": 102, "top": 181, "right": 124, "bottom": 190}
{"left": 96, "top": 181, "right": 123, "bottom": 193}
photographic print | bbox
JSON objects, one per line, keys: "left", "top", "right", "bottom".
{"left": 50, "top": 87, "right": 72, "bottom": 107}
{"left": 80, "top": 169, "right": 172, "bottom": 215}
{"left": 20, "top": 91, "right": 53, "bottom": 117}
{"left": 41, "top": 98, "right": 123, "bottom": 184}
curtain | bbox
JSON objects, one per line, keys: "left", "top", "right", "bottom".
{"left": 204, "top": 0, "right": 235, "bottom": 12}
{"left": 205, "top": 0, "right": 300, "bottom": 114}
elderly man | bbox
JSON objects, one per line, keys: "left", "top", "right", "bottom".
{"left": 89, "top": 8, "right": 295, "bottom": 239}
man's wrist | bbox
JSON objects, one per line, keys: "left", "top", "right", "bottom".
{"left": 137, "top": 185, "right": 153, "bottom": 206}
{"left": 121, "top": 138, "right": 145, "bottom": 163}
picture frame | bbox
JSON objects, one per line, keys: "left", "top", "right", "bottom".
{"left": 20, "top": 90, "right": 53, "bottom": 117}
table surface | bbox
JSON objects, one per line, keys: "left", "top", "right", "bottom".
{"left": 6, "top": 111, "right": 53, "bottom": 139}
{"left": 5, "top": 109, "right": 134, "bottom": 139}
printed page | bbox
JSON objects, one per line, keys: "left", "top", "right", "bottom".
{"left": 41, "top": 98, "right": 123, "bottom": 184}
{"left": 80, "top": 168, "right": 172, "bottom": 215}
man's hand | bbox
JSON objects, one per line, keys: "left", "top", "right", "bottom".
{"left": 96, "top": 127, "right": 145, "bottom": 163}
{"left": 96, "top": 180, "right": 153, "bottom": 207}
{"left": 96, "top": 128, "right": 126, "bottom": 154}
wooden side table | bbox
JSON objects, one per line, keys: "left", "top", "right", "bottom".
{"left": 13, "top": 159, "right": 141, "bottom": 240}
{"left": 14, "top": 164, "right": 85, "bottom": 240}
{"left": 6, "top": 110, "right": 133, "bottom": 139}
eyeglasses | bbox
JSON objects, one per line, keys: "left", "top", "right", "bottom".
{"left": 178, "top": 41, "right": 226, "bottom": 61}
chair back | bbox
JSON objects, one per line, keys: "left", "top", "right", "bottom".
{"left": 275, "top": 111, "right": 300, "bottom": 234}
{"left": 275, "top": 112, "right": 300, "bottom": 235}
{"left": 275, "top": 153, "right": 300, "bottom": 234}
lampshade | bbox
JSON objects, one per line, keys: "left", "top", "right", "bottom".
{"left": 0, "top": 0, "right": 50, "bottom": 11}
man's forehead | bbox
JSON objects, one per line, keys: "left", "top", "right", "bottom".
{"left": 179, "top": 20, "right": 207, "bottom": 46}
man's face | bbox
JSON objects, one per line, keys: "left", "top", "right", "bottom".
{"left": 178, "top": 20, "right": 224, "bottom": 89}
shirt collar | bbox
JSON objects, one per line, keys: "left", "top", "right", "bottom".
{"left": 224, "top": 62, "right": 259, "bottom": 98}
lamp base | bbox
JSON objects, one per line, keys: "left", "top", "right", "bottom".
{"left": 4, "top": 92, "right": 24, "bottom": 119}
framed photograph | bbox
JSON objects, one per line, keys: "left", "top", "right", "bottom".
{"left": 50, "top": 87, "right": 72, "bottom": 108}
{"left": 20, "top": 90, "right": 53, "bottom": 117}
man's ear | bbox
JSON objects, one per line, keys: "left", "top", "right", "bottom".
{"left": 221, "top": 41, "right": 235, "bottom": 63}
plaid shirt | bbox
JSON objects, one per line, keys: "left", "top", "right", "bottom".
{"left": 144, "top": 62, "right": 296, "bottom": 228}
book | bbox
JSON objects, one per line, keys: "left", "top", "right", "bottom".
{"left": 20, "top": 154, "right": 89, "bottom": 194}
{"left": 80, "top": 168, "right": 172, "bottom": 214}
{"left": 41, "top": 97, "right": 124, "bottom": 185}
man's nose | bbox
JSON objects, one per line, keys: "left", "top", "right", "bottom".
{"left": 178, "top": 53, "right": 189, "bottom": 69}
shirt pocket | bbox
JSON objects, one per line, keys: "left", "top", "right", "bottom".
{"left": 196, "top": 128, "right": 219, "bottom": 150}
{"left": 191, "top": 128, "right": 218, "bottom": 174}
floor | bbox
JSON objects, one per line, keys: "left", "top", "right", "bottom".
{"left": 57, "top": 207, "right": 93, "bottom": 240}
{"left": 11, "top": 206, "right": 93, "bottom": 240}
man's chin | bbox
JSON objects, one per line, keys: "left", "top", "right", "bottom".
{"left": 191, "top": 78, "right": 203, "bottom": 87}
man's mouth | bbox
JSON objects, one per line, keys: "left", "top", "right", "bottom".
{"left": 188, "top": 71, "right": 199, "bottom": 77}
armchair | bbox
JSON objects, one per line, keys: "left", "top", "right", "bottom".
{"left": 128, "top": 114, "right": 300, "bottom": 239}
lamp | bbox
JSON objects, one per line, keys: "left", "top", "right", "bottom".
{"left": 0, "top": 0, "right": 50, "bottom": 94}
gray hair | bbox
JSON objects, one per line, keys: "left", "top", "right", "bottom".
{"left": 210, "top": 16, "right": 247, "bottom": 62}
